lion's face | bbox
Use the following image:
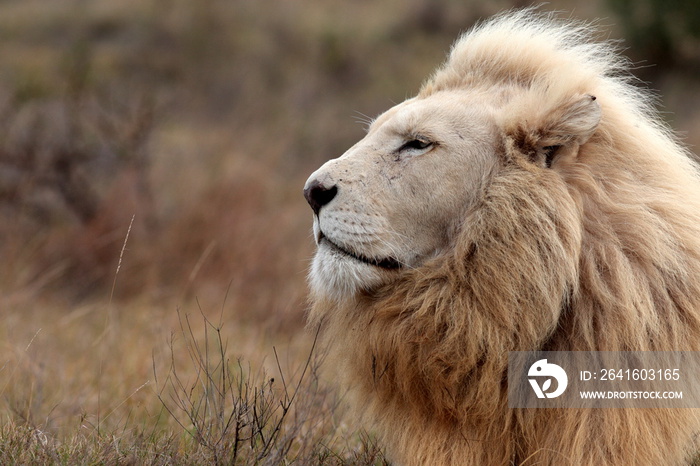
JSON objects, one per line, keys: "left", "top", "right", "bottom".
{"left": 304, "top": 91, "right": 499, "bottom": 298}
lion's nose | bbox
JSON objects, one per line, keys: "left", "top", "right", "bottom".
{"left": 303, "top": 179, "right": 337, "bottom": 215}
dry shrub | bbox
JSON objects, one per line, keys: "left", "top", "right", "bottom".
{"left": 154, "top": 309, "right": 327, "bottom": 464}
{"left": 150, "top": 307, "right": 390, "bottom": 464}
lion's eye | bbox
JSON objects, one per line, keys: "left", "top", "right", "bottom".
{"left": 398, "top": 138, "right": 433, "bottom": 153}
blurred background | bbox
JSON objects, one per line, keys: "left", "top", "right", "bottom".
{"left": 0, "top": 0, "right": 699, "bottom": 461}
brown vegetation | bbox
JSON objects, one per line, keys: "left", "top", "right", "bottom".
{"left": 1, "top": 0, "right": 699, "bottom": 463}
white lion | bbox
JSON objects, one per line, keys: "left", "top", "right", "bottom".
{"left": 304, "top": 9, "right": 700, "bottom": 465}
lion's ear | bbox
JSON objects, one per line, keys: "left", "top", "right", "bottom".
{"left": 502, "top": 94, "right": 601, "bottom": 168}
{"left": 540, "top": 94, "right": 601, "bottom": 146}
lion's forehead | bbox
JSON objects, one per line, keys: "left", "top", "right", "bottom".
{"left": 367, "top": 90, "right": 495, "bottom": 141}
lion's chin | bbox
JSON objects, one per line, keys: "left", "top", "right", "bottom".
{"left": 319, "top": 236, "right": 403, "bottom": 270}
{"left": 309, "top": 240, "right": 389, "bottom": 300}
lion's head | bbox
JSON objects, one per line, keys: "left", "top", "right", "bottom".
{"left": 303, "top": 9, "right": 700, "bottom": 466}
{"left": 305, "top": 82, "right": 601, "bottom": 302}
{"left": 305, "top": 90, "right": 504, "bottom": 298}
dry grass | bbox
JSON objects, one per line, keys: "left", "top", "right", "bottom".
{"left": 1, "top": 0, "right": 699, "bottom": 463}
{"left": 0, "top": 294, "right": 389, "bottom": 464}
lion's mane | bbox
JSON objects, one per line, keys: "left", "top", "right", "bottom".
{"left": 309, "top": 10, "right": 700, "bottom": 465}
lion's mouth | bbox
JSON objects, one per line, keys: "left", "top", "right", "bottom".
{"left": 319, "top": 232, "right": 402, "bottom": 270}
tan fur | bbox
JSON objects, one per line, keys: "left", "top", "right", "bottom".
{"left": 305, "top": 9, "right": 700, "bottom": 465}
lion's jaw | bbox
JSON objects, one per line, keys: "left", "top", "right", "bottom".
{"left": 305, "top": 91, "right": 498, "bottom": 300}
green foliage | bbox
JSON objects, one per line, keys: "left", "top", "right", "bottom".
{"left": 607, "top": 0, "right": 700, "bottom": 63}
